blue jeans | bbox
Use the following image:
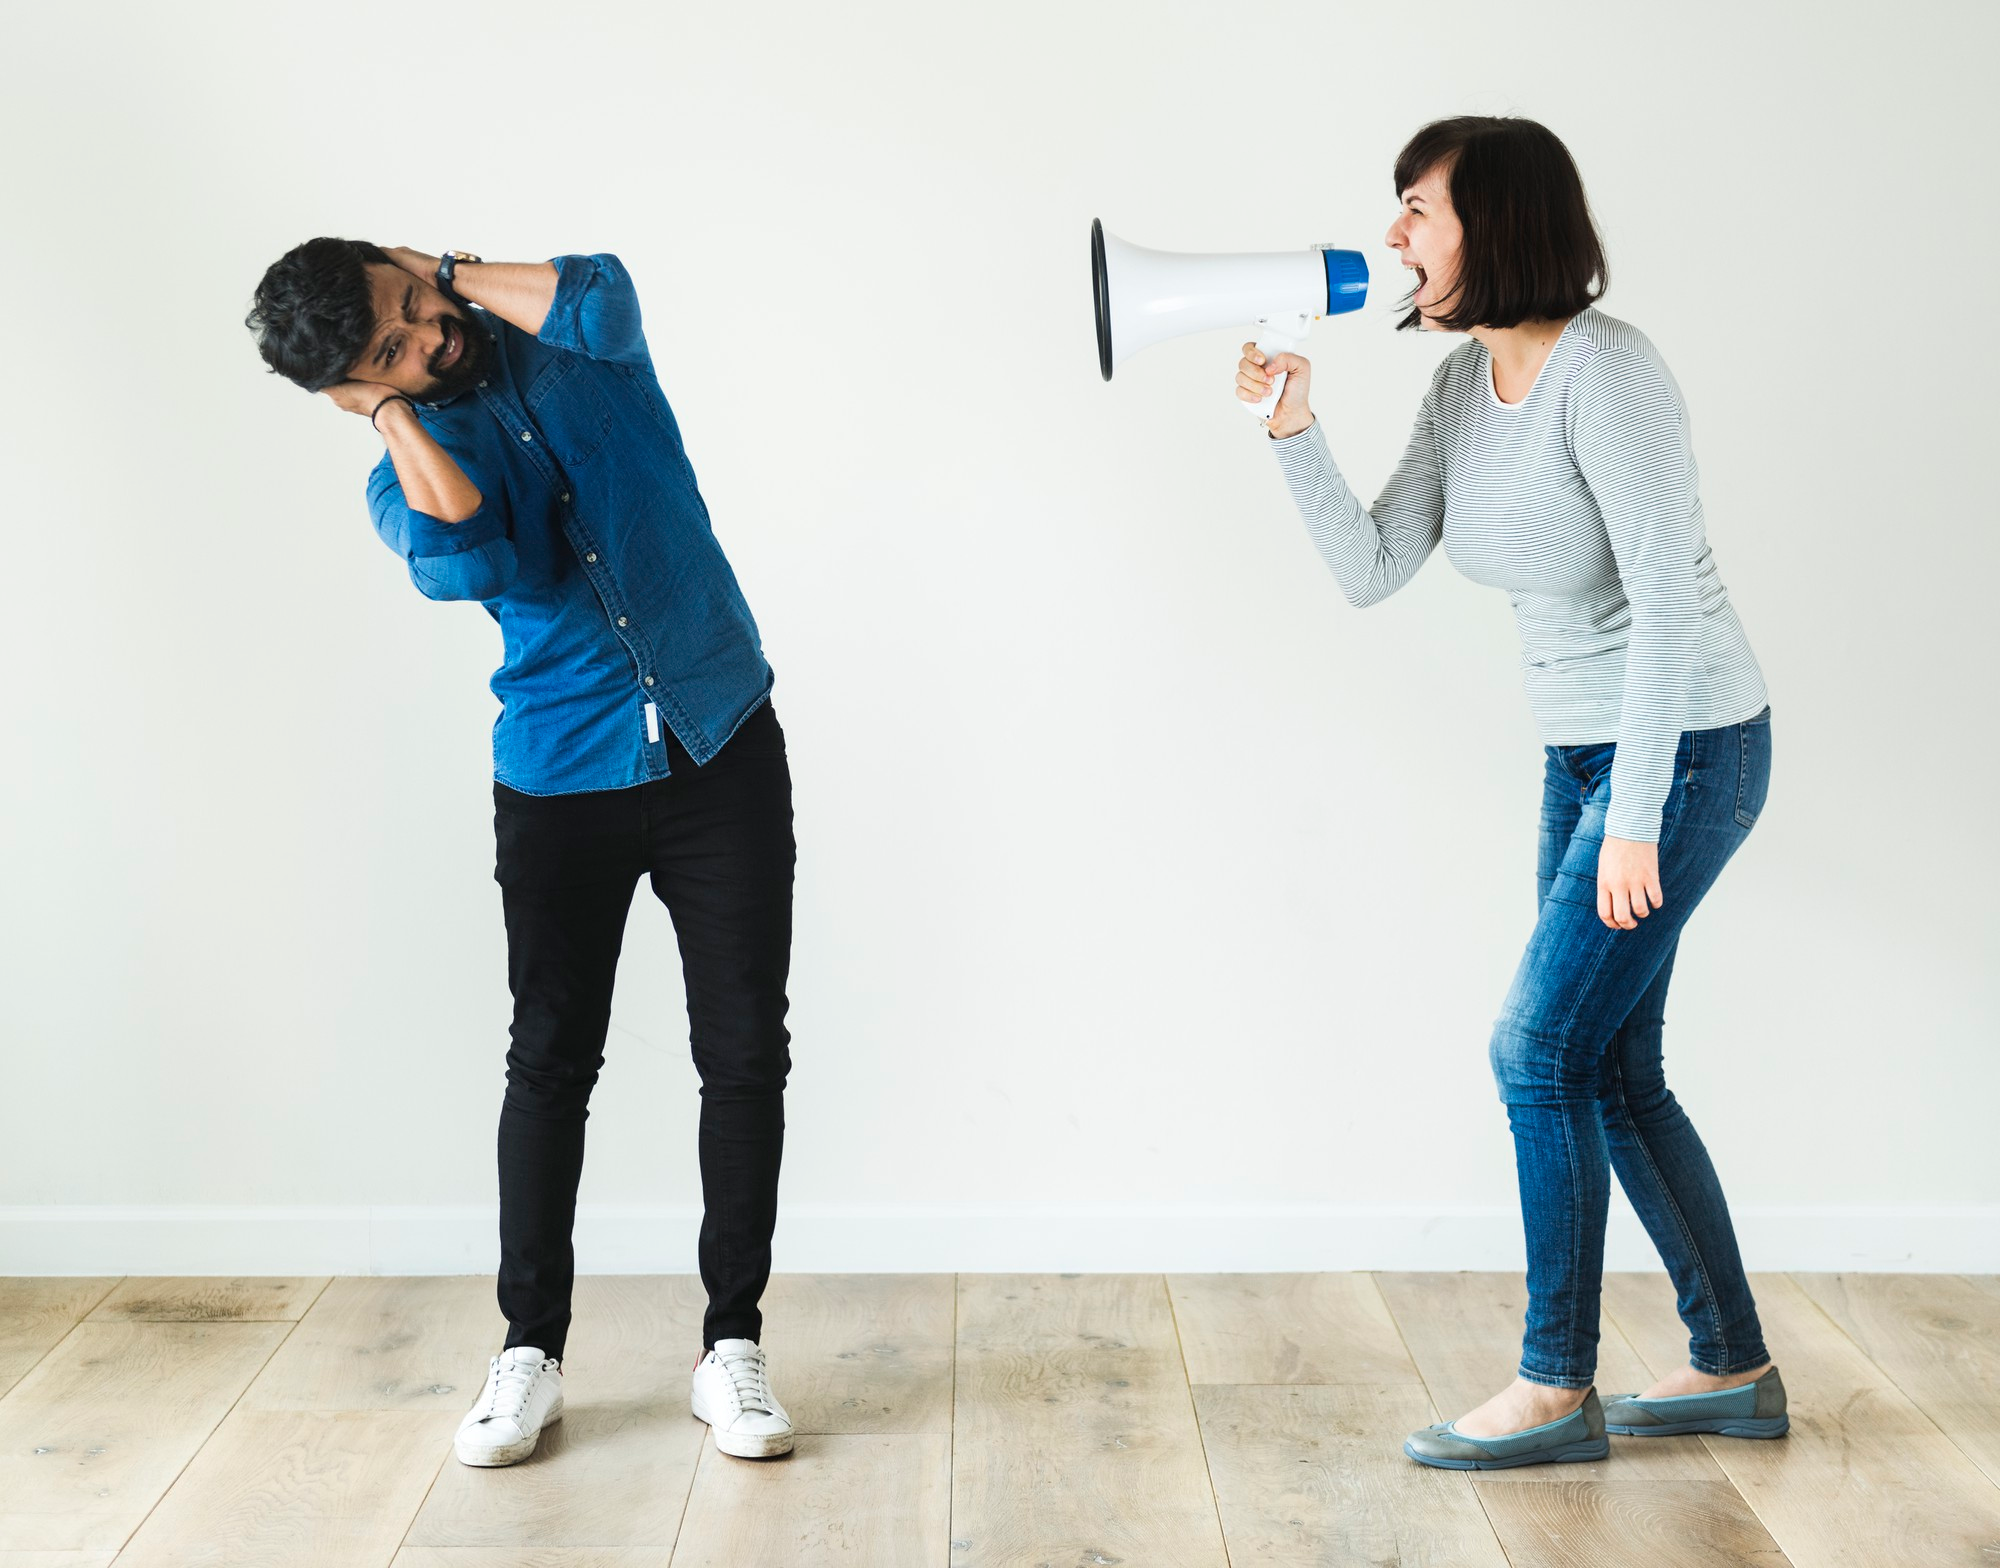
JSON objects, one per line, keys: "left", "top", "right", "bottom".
{"left": 1491, "top": 707, "right": 1774, "bottom": 1389}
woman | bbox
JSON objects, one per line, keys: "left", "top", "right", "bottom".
{"left": 1238, "top": 116, "right": 1786, "bottom": 1469}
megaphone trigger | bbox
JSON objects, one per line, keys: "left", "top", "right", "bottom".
{"left": 1250, "top": 312, "right": 1314, "bottom": 424}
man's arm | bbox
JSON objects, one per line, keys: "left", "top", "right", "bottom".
{"left": 387, "top": 247, "right": 650, "bottom": 367}
{"left": 326, "top": 380, "right": 516, "bottom": 602}
{"left": 323, "top": 379, "right": 483, "bottom": 521}
{"left": 383, "top": 247, "right": 557, "bottom": 338}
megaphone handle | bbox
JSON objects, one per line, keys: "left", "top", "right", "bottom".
{"left": 1247, "top": 330, "right": 1300, "bottom": 422}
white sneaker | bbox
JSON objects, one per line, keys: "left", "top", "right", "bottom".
{"left": 691, "top": 1338, "right": 794, "bottom": 1458}
{"left": 454, "top": 1346, "right": 564, "bottom": 1466}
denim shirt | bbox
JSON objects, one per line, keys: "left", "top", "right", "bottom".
{"left": 365, "top": 254, "right": 771, "bottom": 795}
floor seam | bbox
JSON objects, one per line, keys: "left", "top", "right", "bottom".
{"left": 946, "top": 1271, "right": 959, "bottom": 1568}
{"left": 0, "top": 1275, "right": 125, "bottom": 1403}
{"left": 1368, "top": 1272, "right": 1521, "bottom": 1568}
{"left": 106, "top": 1288, "right": 319, "bottom": 1562}
{"left": 1600, "top": 1278, "right": 1796, "bottom": 1567}
{"left": 1164, "top": 1274, "right": 1236, "bottom": 1568}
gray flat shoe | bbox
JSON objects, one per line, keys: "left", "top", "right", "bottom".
{"left": 1603, "top": 1366, "right": 1788, "bottom": 1438}
{"left": 1404, "top": 1389, "right": 1609, "bottom": 1470}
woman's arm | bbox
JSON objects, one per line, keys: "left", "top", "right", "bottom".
{"left": 1241, "top": 345, "right": 1445, "bottom": 607}
{"left": 1569, "top": 347, "right": 1705, "bottom": 850}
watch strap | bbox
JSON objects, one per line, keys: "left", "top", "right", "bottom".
{"left": 434, "top": 250, "right": 481, "bottom": 304}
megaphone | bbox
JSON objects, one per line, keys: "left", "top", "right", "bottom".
{"left": 1092, "top": 219, "right": 1368, "bottom": 422}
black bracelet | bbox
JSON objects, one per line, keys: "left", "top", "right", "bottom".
{"left": 370, "top": 394, "right": 414, "bottom": 431}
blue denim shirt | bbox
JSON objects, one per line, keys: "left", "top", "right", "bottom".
{"left": 366, "top": 254, "right": 771, "bottom": 795}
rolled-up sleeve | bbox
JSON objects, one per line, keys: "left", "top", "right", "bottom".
{"left": 367, "top": 454, "right": 518, "bottom": 603}
{"left": 539, "top": 253, "right": 651, "bottom": 368}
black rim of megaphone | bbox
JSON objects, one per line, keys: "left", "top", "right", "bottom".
{"left": 1091, "top": 218, "right": 1113, "bottom": 382}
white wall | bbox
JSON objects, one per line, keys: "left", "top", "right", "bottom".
{"left": 4, "top": 0, "right": 1995, "bottom": 1273}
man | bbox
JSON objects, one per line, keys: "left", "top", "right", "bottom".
{"left": 246, "top": 241, "right": 796, "bottom": 1464}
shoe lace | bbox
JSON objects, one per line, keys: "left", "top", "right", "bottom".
{"left": 717, "top": 1344, "right": 774, "bottom": 1414}
{"left": 475, "top": 1355, "right": 542, "bottom": 1423}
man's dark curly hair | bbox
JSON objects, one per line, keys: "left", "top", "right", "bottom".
{"left": 246, "top": 237, "right": 392, "bottom": 391}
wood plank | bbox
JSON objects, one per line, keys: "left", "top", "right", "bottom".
{"left": 240, "top": 1275, "right": 503, "bottom": 1412}
{"left": 1375, "top": 1272, "right": 1723, "bottom": 1482}
{"left": 112, "top": 1409, "right": 454, "bottom": 1568}
{"left": 395, "top": 1551, "right": 663, "bottom": 1568}
{"left": 0, "top": 1321, "right": 291, "bottom": 1551}
{"left": 949, "top": 1274, "right": 1227, "bottom": 1568}
{"left": 0, "top": 1281, "right": 119, "bottom": 1397}
{"left": 758, "top": 1274, "right": 954, "bottom": 1434}
{"left": 668, "top": 1433, "right": 948, "bottom": 1567}
{"left": 1475, "top": 1479, "right": 1790, "bottom": 1566}
{"left": 1604, "top": 1270, "right": 2000, "bottom": 1567}
{"left": 1794, "top": 1272, "right": 2000, "bottom": 1486}
{"left": 1167, "top": 1272, "right": 1420, "bottom": 1386}
{"left": 0, "top": 1554, "right": 120, "bottom": 1566}
{"left": 405, "top": 1276, "right": 707, "bottom": 1550}
{"left": 1194, "top": 1382, "right": 1509, "bottom": 1566}
{"left": 87, "top": 1277, "right": 327, "bottom": 1324}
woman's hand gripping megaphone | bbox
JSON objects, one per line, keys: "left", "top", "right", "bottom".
{"left": 1237, "top": 343, "right": 1314, "bottom": 439}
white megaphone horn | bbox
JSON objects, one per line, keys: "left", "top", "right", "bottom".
{"left": 1092, "top": 219, "right": 1369, "bottom": 422}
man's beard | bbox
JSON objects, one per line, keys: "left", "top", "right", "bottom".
{"left": 413, "top": 310, "right": 490, "bottom": 402}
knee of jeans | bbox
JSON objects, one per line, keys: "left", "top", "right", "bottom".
{"left": 1489, "top": 1018, "right": 1545, "bottom": 1103}
{"left": 503, "top": 1054, "right": 602, "bottom": 1119}
{"left": 1601, "top": 1067, "right": 1681, "bottom": 1126}
{"left": 693, "top": 1037, "right": 792, "bottom": 1101}
{"left": 1489, "top": 1014, "right": 1593, "bottom": 1104}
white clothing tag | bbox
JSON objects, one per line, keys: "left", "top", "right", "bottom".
{"left": 644, "top": 701, "right": 660, "bottom": 744}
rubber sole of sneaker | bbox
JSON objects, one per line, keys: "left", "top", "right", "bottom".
{"left": 454, "top": 1402, "right": 563, "bottom": 1467}
{"left": 1606, "top": 1414, "right": 1789, "bottom": 1439}
{"left": 691, "top": 1393, "right": 795, "bottom": 1459}
{"left": 1404, "top": 1436, "right": 1609, "bottom": 1470}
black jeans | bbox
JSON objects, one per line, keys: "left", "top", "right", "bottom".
{"left": 491, "top": 701, "right": 794, "bottom": 1359}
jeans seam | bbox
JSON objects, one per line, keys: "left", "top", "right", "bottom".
{"left": 1608, "top": 784, "right": 1737, "bottom": 1370}
{"left": 1734, "top": 720, "right": 1757, "bottom": 828}
{"left": 1607, "top": 1046, "right": 1731, "bottom": 1368}
{"left": 1517, "top": 1365, "right": 1594, "bottom": 1390}
{"left": 1555, "top": 1071, "right": 1585, "bottom": 1386}
{"left": 1525, "top": 757, "right": 1677, "bottom": 1388}
{"left": 1527, "top": 920, "right": 1620, "bottom": 1388}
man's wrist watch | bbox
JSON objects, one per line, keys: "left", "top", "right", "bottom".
{"left": 435, "top": 250, "right": 482, "bottom": 305}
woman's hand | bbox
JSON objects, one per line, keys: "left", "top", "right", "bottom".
{"left": 1598, "top": 837, "right": 1663, "bottom": 930}
{"left": 1237, "top": 343, "right": 1315, "bottom": 438}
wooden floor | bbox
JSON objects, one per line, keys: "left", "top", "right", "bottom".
{"left": 2, "top": 1272, "right": 1997, "bottom": 1566}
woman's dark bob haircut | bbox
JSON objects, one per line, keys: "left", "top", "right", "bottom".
{"left": 1393, "top": 116, "right": 1607, "bottom": 334}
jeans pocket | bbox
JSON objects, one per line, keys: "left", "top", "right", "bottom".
{"left": 1734, "top": 710, "right": 1772, "bottom": 828}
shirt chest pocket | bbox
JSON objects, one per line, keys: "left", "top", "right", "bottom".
{"left": 524, "top": 356, "right": 614, "bottom": 469}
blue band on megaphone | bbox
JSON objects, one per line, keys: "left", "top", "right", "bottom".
{"left": 1322, "top": 249, "right": 1368, "bottom": 315}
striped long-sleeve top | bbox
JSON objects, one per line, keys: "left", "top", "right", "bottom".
{"left": 1272, "top": 307, "right": 1768, "bottom": 843}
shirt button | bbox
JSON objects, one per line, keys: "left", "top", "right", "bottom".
{"left": 520, "top": 431, "right": 533, "bottom": 442}
{"left": 644, "top": 676, "right": 655, "bottom": 687}
{"left": 585, "top": 552, "right": 597, "bottom": 563}
{"left": 478, "top": 380, "right": 487, "bottom": 388}
{"left": 560, "top": 492, "right": 570, "bottom": 502}
{"left": 616, "top": 616, "right": 628, "bottom": 627}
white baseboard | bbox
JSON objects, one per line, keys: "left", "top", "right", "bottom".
{"left": 3, "top": 1202, "right": 1994, "bottom": 1276}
